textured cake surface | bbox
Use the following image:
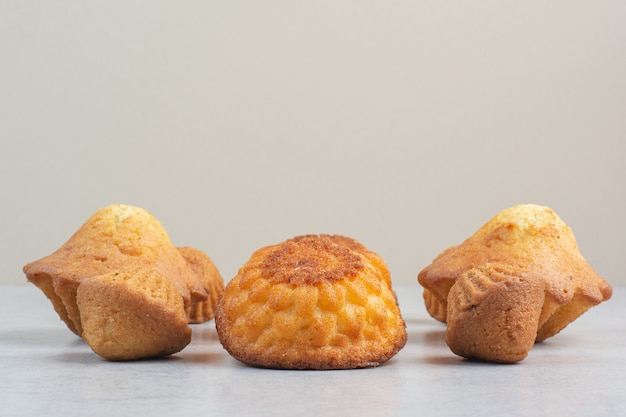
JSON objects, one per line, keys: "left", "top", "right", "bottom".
{"left": 216, "top": 234, "right": 407, "bottom": 369}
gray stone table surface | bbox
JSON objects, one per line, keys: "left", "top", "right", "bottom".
{"left": 1, "top": 285, "right": 624, "bottom": 417}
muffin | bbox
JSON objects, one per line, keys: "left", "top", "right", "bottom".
{"left": 445, "top": 263, "right": 545, "bottom": 363}
{"left": 23, "top": 204, "right": 223, "bottom": 335}
{"left": 418, "top": 204, "right": 612, "bottom": 363}
{"left": 77, "top": 267, "right": 192, "bottom": 361}
{"left": 215, "top": 234, "right": 407, "bottom": 369}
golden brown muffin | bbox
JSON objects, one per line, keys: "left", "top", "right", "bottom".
{"left": 77, "top": 268, "right": 192, "bottom": 361}
{"left": 215, "top": 234, "right": 407, "bottom": 369}
{"left": 417, "top": 204, "right": 613, "bottom": 363}
{"left": 23, "top": 204, "right": 222, "bottom": 335}
{"left": 445, "top": 263, "right": 545, "bottom": 363}
{"left": 178, "top": 246, "right": 224, "bottom": 323}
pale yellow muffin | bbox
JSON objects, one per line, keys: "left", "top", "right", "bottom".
{"left": 77, "top": 268, "right": 192, "bottom": 361}
{"left": 215, "top": 234, "right": 407, "bottom": 369}
{"left": 418, "top": 204, "right": 613, "bottom": 363}
{"left": 23, "top": 204, "right": 223, "bottom": 335}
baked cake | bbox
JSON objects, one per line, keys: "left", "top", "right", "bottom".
{"left": 216, "top": 234, "right": 407, "bottom": 369}
{"left": 23, "top": 204, "right": 223, "bottom": 335}
{"left": 23, "top": 204, "right": 224, "bottom": 360}
{"left": 418, "top": 204, "right": 612, "bottom": 363}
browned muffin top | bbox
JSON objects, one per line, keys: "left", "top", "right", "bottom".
{"left": 259, "top": 235, "right": 365, "bottom": 285}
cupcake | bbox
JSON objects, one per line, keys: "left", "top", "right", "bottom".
{"left": 418, "top": 204, "right": 612, "bottom": 362}
{"left": 216, "top": 234, "right": 407, "bottom": 369}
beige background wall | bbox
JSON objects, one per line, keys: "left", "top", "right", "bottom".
{"left": 2, "top": 1, "right": 625, "bottom": 287}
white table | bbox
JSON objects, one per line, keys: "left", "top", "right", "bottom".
{"left": 1, "top": 285, "right": 623, "bottom": 417}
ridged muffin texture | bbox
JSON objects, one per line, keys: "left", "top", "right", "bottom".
{"left": 216, "top": 234, "right": 407, "bottom": 369}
